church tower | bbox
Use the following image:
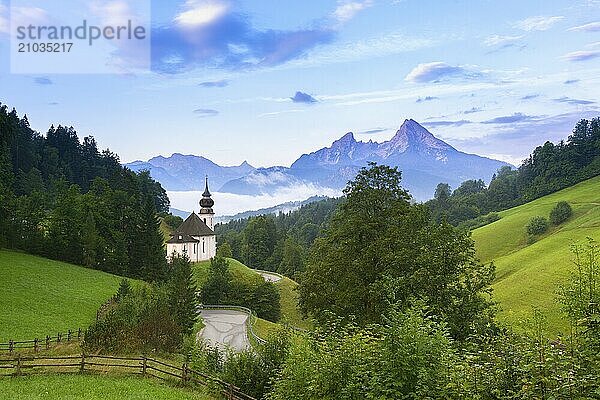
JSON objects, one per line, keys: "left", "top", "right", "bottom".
{"left": 199, "top": 176, "right": 215, "bottom": 230}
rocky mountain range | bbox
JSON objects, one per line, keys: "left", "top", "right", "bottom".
{"left": 125, "top": 119, "right": 511, "bottom": 201}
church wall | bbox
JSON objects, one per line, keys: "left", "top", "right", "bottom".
{"left": 166, "top": 235, "right": 216, "bottom": 262}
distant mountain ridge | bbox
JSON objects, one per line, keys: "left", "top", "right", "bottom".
{"left": 215, "top": 196, "right": 329, "bottom": 223}
{"left": 126, "top": 153, "right": 255, "bottom": 191}
{"left": 125, "top": 120, "right": 511, "bottom": 201}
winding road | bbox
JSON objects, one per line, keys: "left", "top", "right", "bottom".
{"left": 253, "top": 269, "right": 282, "bottom": 283}
{"left": 197, "top": 269, "right": 280, "bottom": 351}
{"left": 198, "top": 309, "right": 251, "bottom": 352}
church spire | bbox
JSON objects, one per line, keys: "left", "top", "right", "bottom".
{"left": 199, "top": 175, "right": 215, "bottom": 212}
{"left": 202, "top": 175, "right": 211, "bottom": 197}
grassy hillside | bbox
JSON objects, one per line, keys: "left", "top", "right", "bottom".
{"left": 192, "top": 258, "right": 312, "bottom": 332}
{"left": 0, "top": 374, "right": 213, "bottom": 399}
{"left": 0, "top": 250, "right": 123, "bottom": 341}
{"left": 471, "top": 175, "right": 600, "bottom": 334}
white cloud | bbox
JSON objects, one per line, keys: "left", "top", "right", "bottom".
{"left": 405, "top": 62, "right": 478, "bottom": 83}
{"left": 484, "top": 34, "right": 524, "bottom": 47}
{"left": 174, "top": 0, "right": 229, "bottom": 28}
{"left": 567, "top": 21, "right": 600, "bottom": 32}
{"left": 333, "top": 0, "right": 373, "bottom": 24}
{"left": 561, "top": 50, "right": 600, "bottom": 62}
{"left": 10, "top": 6, "right": 49, "bottom": 29}
{"left": 168, "top": 186, "right": 341, "bottom": 216}
{"left": 90, "top": 1, "right": 135, "bottom": 26}
{"left": 514, "top": 15, "right": 564, "bottom": 31}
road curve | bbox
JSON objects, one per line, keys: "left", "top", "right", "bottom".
{"left": 253, "top": 269, "right": 282, "bottom": 283}
{"left": 198, "top": 309, "right": 251, "bottom": 352}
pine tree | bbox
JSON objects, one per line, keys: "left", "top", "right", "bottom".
{"left": 137, "top": 196, "right": 167, "bottom": 282}
{"left": 168, "top": 254, "right": 198, "bottom": 334}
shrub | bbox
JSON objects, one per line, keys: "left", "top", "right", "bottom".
{"left": 549, "top": 201, "right": 572, "bottom": 225}
{"left": 191, "top": 329, "right": 291, "bottom": 399}
{"left": 84, "top": 286, "right": 183, "bottom": 354}
{"left": 526, "top": 216, "right": 549, "bottom": 236}
{"left": 216, "top": 242, "right": 233, "bottom": 258}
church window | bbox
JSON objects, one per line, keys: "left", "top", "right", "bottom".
{"left": 202, "top": 239, "right": 205, "bottom": 253}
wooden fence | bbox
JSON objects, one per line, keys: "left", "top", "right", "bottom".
{"left": 0, "top": 353, "right": 256, "bottom": 400}
{"left": 0, "top": 328, "right": 83, "bottom": 353}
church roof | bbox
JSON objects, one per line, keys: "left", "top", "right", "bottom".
{"left": 175, "top": 212, "right": 215, "bottom": 237}
{"left": 166, "top": 233, "right": 199, "bottom": 244}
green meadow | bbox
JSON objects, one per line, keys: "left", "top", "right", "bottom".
{"left": 471, "top": 175, "right": 600, "bottom": 335}
{"left": 0, "top": 374, "right": 213, "bottom": 400}
{"left": 0, "top": 250, "right": 123, "bottom": 342}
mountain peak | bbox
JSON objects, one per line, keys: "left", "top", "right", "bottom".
{"left": 388, "top": 119, "right": 454, "bottom": 152}
{"left": 333, "top": 132, "right": 356, "bottom": 145}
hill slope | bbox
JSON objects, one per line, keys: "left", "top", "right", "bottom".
{"left": 471, "top": 176, "right": 600, "bottom": 334}
{"left": 0, "top": 250, "right": 123, "bottom": 341}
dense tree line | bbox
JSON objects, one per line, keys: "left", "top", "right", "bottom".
{"left": 215, "top": 197, "right": 342, "bottom": 279}
{"left": 427, "top": 117, "right": 600, "bottom": 227}
{"left": 0, "top": 104, "right": 169, "bottom": 281}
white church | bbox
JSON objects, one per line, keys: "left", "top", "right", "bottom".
{"left": 166, "top": 177, "right": 217, "bottom": 262}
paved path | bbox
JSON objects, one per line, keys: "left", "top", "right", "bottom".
{"left": 198, "top": 309, "right": 250, "bottom": 352}
{"left": 253, "top": 270, "right": 282, "bottom": 283}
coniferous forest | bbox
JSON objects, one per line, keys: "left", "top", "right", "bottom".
{"left": 426, "top": 118, "right": 600, "bottom": 227}
{"left": 0, "top": 103, "right": 169, "bottom": 281}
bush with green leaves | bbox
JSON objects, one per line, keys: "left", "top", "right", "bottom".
{"left": 526, "top": 215, "right": 549, "bottom": 236}
{"left": 190, "top": 329, "right": 291, "bottom": 399}
{"left": 549, "top": 201, "right": 572, "bottom": 225}
{"left": 84, "top": 256, "right": 198, "bottom": 353}
{"left": 84, "top": 286, "right": 183, "bottom": 354}
{"left": 270, "top": 306, "right": 457, "bottom": 400}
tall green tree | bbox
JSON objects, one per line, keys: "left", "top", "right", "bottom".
{"left": 168, "top": 254, "right": 198, "bottom": 335}
{"left": 200, "top": 256, "right": 232, "bottom": 304}
{"left": 299, "top": 163, "right": 495, "bottom": 340}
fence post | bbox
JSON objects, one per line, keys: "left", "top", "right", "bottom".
{"left": 57, "top": 333, "right": 61, "bottom": 343}
{"left": 15, "top": 355, "right": 21, "bottom": 376}
{"left": 181, "top": 363, "right": 188, "bottom": 384}
{"left": 8, "top": 340, "right": 13, "bottom": 353}
{"left": 67, "top": 330, "right": 72, "bottom": 342}
{"left": 45, "top": 335, "right": 50, "bottom": 350}
{"left": 229, "top": 383, "right": 234, "bottom": 400}
{"left": 78, "top": 328, "right": 82, "bottom": 339}
{"left": 141, "top": 356, "right": 147, "bottom": 376}
{"left": 80, "top": 353, "right": 85, "bottom": 373}
{"left": 34, "top": 338, "right": 39, "bottom": 353}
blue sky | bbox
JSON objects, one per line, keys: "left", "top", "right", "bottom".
{"left": 0, "top": 0, "right": 599, "bottom": 167}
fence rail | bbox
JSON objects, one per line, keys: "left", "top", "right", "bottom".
{"left": 0, "top": 329, "right": 83, "bottom": 353}
{"left": 0, "top": 353, "right": 256, "bottom": 400}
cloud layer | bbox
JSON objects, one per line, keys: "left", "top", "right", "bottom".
{"left": 514, "top": 15, "right": 564, "bottom": 31}
{"left": 151, "top": 0, "right": 334, "bottom": 73}
{"left": 405, "top": 62, "right": 478, "bottom": 83}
